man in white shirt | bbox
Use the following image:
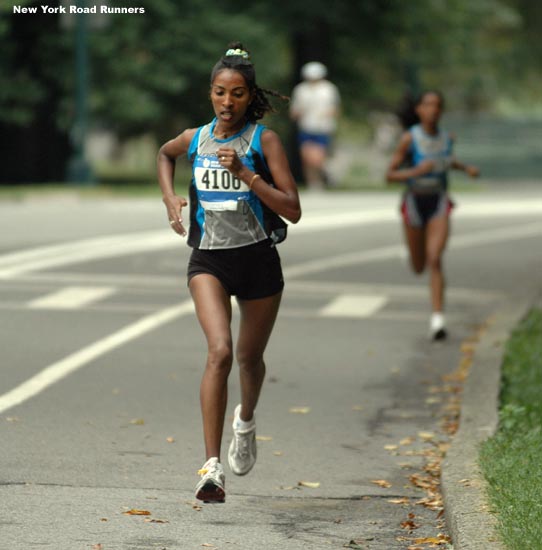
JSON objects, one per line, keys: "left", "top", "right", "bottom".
{"left": 290, "top": 62, "right": 340, "bottom": 189}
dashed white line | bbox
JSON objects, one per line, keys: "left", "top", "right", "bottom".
{"left": 28, "top": 286, "right": 116, "bottom": 310}
{"left": 0, "top": 198, "right": 541, "bottom": 278}
{"left": 0, "top": 209, "right": 540, "bottom": 414}
{"left": 319, "top": 294, "right": 388, "bottom": 318}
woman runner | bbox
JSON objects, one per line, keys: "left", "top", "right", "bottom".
{"left": 157, "top": 42, "right": 301, "bottom": 502}
{"left": 386, "top": 91, "right": 479, "bottom": 340}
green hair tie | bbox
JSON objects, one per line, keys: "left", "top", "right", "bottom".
{"left": 225, "top": 48, "right": 250, "bottom": 59}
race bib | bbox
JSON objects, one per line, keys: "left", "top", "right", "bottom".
{"left": 194, "top": 156, "right": 250, "bottom": 211}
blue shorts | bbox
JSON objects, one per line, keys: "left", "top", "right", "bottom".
{"left": 298, "top": 131, "right": 331, "bottom": 148}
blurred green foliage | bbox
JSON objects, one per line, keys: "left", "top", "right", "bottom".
{"left": 0, "top": 0, "right": 540, "bottom": 181}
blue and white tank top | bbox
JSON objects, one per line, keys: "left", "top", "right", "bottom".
{"left": 408, "top": 124, "right": 453, "bottom": 193}
{"left": 187, "top": 119, "right": 286, "bottom": 250}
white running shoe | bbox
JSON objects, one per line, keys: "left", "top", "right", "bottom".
{"left": 430, "top": 312, "right": 447, "bottom": 341}
{"left": 194, "top": 457, "right": 225, "bottom": 503}
{"left": 228, "top": 404, "right": 257, "bottom": 476}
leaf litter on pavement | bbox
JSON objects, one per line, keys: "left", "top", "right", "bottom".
{"left": 376, "top": 322, "right": 490, "bottom": 549}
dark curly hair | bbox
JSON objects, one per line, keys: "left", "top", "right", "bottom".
{"left": 210, "top": 41, "right": 288, "bottom": 122}
{"left": 396, "top": 90, "right": 445, "bottom": 129}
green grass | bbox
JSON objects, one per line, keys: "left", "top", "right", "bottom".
{"left": 479, "top": 308, "right": 542, "bottom": 550}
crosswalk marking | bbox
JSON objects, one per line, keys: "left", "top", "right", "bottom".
{"left": 28, "top": 286, "right": 117, "bottom": 310}
{"left": 319, "top": 294, "right": 388, "bottom": 318}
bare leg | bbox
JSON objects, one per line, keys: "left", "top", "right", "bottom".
{"left": 235, "top": 292, "right": 282, "bottom": 422}
{"left": 189, "top": 274, "right": 233, "bottom": 461}
{"left": 403, "top": 221, "right": 426, "bottom": 274}
{"left": 425, "top": 215, "right": 450, "bottom": 312}
{"left": 300, "top": 143, "right": 327, "bottom": 189}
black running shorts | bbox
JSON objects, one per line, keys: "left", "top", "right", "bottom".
{"left": 187, "top": 239, "right": 284, "bottom": 300}
{"left": 401, "top": 191, "right": 454, "bottom": 228}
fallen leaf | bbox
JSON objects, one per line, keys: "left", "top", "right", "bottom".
{"left": 460, "top": 342, "right": 476, "bottom": 354}
{"left": 201, "top": 545, "right": 217, "bottom": 549}
{"left": 289, "top": 406, "right": 310, "bottom": 414}
{"left": 144, "top": 518, "right": 169, "bottom": 524}
{"left": 388, "top": 497, "right": 410, "bottom": 505}
{"left": 298, "top": 480, "right": 320, "bottom": 488}
{"left": 273, "top": 451, "right": 283, "bottom": 456}
{"left": 417, "top": 431, "right": 435, "bottom": 441}
{"left": 410, "top": 473, "right": 439, "bottom": 491}
{"left": 192, "top": 504, "right": 203, "bottom": 511}
{"left": 442, "top": 420, "right": 459, "bottom": 435}
{"left": 424, "top": 460, "right": 442, "bottom": 477}
{"left": 415, "top": 496, "right": 443, "bottom": 510}
{"left": 123, "top": 509, "right": 151, "bottom": 516}
{"left": 100, "top": 518, "right": 108, "bottom": 522}
{"left": 92, "top": 545, "right": 103, "bottom": 550}
{"left": 256, "top": 435, "right": 273, "bottom": 441}
{"left": 166, "top": 437, "right": 175, "bottom": 443}
{"left": 371, "top": 479, "right": 391, "bottom": 488}
{"left": 352, "top": 405, "right": 364, "bottom": 411}
{"left": 401, "top": 521, "right": 419, "bottom": 530}
{"left": 401, "top": 512, "right": 419, "bottom": 531}
{"left": 384, "top": 444, "right": 399, "bottom": 451}
{"left": 412, "top": 535, "right": 450, "bottom": 545}
{"left": 400, "top": 437, "right": 415, "bottom": 446}
{"left": 130, "top": 418, "right": 145, "bottom": 426}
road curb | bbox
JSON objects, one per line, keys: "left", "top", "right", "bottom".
{"left": 441, "top": 297, "right": 538, "bottom": 549}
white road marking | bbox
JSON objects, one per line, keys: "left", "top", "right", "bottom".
{"left": 0, "top": 208, "right": 540, "bottom": 413}
{"left": 0, "top": 300, "right": 194, "bottom": 414}
{"left": 319, "top": 294, "right": 388, "bottom": 318}
{"left": 284, "top": 221, "right": 542, "bottom": 279}
{"left": 0, "top": 197, "right": 541, "bottom": 278}
{"left": 286, "top": 280, "right": 504, "bottom": 303}
{"left": 28, "top": 286, "right": 116, "bottom": 310}
{"left": 0, "top": 230, "right": 176, "bottom": 279}
{"left": 283, "top": 244, "right": 402, "bottom": 279}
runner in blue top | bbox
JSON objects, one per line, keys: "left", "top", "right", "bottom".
{"left": 386, "top": 91, "right": 479, "bottom": 340}
{"left": 157, "top": 42, "right": 301, "bottom": 503}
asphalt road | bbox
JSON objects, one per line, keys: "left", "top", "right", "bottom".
{"left": 0, "top": 185, "right": 541, "bottom": 550}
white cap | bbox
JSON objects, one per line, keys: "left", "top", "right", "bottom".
{"left": 301, "top": 61, "right": 327, "bottom": 81}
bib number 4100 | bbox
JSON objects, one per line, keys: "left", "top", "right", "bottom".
{"left": 201, "top": 169, "right": 242, "bottom": 190}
